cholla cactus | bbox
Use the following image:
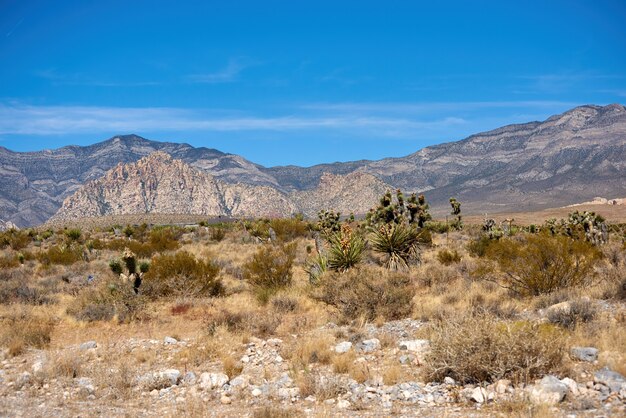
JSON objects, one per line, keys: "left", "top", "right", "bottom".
{"left": 317, "top": 209, "right": 341, "bottom": 236}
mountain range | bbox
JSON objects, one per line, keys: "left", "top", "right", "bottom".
{"left": 1, "top": 103, "right": 625, "bottom": 227}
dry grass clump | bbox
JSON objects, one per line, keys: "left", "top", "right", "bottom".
{"left": 286, "top": 333, "right": 334, "bottom": 369}
{"left": 476, "top": 234, "right": 601, "bottom": 296}
{"left": 107, "top": 227, "right": 181, "bottom": 257}
{"left": 295, "top": 372, "right": 347, "bottom": 400}
{"left": 314, "top": 266, "right": 414, "bottom": 322}
{"left": 252, "top": 406, "right": 303, "bottom": 418}
{"left": 142, "top": 251, "right": 223, "bottom": 298}
{"left": 425, "top": 313, "right": 565, "bottom": 384}
{"left": 271, "top": 294, "right": 299, "bottom": 313}
{"left": 204, "top": 308, "right": 281, "bottom": 337}
{"left": 436, "top": 248, "right": 461, "bottom": 265}
{"left": 242, "top": 243, "right": 296, "bottom": 304}
{"left": 221, "top": 355, "right": 244, "bottom": 378}
{"left": 37, "top": 243, "right": 84, "bottom": 266}
{"left": 546, "top": 299, "right": 597, "bottom": 330}
{"left": 0, "top": 308, "right": 55, "bottom": 356}
{"left": 68, "top": 277, "right": 146, "bottom": 322}
{"left": 53, "top": 350, "right": 83, "bottom": 378}
{"left": 0, "top": 229, "right": 31, "bottom": 250}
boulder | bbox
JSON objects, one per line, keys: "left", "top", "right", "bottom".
{"left": 79, "top": 341, "right": 97, "bottom": 351}
{"left": 529, "top": 375, "right": 568, "bottom": 404}
{"left": 334, "top": 341, "right": 353, "bottom": 353}
{"left": 594, "top": 368, "right": 626, "bottom": 393}
{"left": 199, "top": 372, "right": 229, "bottom": 390}
{"left": 570, "top": 347, "right": 598, "bottom": 362}
{"left": 356, "top": 338, "right": 380, "bottom": 353}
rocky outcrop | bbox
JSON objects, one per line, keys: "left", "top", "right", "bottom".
{"left": 0, "top": 219, "right": 18, "bottom": 231}
{"left": 49, "top": 153, "right": 391, "bottom": 222}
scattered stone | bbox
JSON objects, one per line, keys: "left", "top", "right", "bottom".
{"left": 277, "top": 387, "right": 299, "bottom": 399}
{"left": 530, "top": 375, "right": 568, "bottom": 404}
{"left": 76, "top": 377, "right": 95, "bottom": 395}
{"left": 495, "top": 379, "right": 512, "bottom": 394}
{"left": 164, "top": 336, "right": 178, "bottom": 345}
{"left": 571, "top": 347, "right": 599, "bottom": 362}
{"left": 335, "top": 341, "right": 353, "bottom": 353}
{"left": 444, "top": 377, "right": 456, "bottom": 386}
{"left": 398, "top": 339, "right": 430, "bottom": 353}
{"left": 337, "top": 399, "right": 351, "bottom": 409}
{"left": 470, "top": 387, "right": 487, "bottom": 403}
{"left": 357, "top": 338, "right": 380, "bottom": 353}
{"left": 398, "top": 354, "right": 415, "bottom": 365}
{"left": 79, "top": 341, "right": 97, "bottom": 351}
{"left": 182, "top": 371, "right": 197, "bottom": 385}
{"left": 560, "top": 377, "right": 580, "bottom": 396}
{"left": 16, "top": 372, "right": 32, "bottom": 389}
{"left": 220, "top": 394, "right": 231, "bottom": 404}
{"left": 200, "top": 372, "right": 229, "bottom": 390}
{"left": 230, "top": 375, "right": 249, "bottom": 389}
{"left": 594, "top": 368, "right": 626, "bottom": 393}
{"left": 251, "top": 388, "right": 262, "bottom": 397}
{"left": 32, "top": 360, "right": 45, "bottom": 377}
{"left": 158, "top": 369, "right": 181, "bottom": 387}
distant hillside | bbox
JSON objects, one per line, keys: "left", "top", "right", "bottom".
{"left": 2, "top": 103, "right": 626, "bottom": 226}
{"left": 50, "top": 153, "right": 394, "bottom": 223}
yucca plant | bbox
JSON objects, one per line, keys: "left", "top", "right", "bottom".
{"left": 370, "top": 223, "right": 420, "bottom": 270}
{"left": 327, "top": 224, "right": 365, "bottom": 272}
{"left": 305, "top": 253, "right": 328, "bottom": 285}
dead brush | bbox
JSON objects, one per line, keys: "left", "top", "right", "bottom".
{"left": 425, "top": 312, "right": 565, "bottom": 385}
{"left": 0, "top": 308, "right": 55, "bottom": 356}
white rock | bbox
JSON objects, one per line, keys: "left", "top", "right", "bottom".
{"left": 158, "top": 369, "right": 181, "bottom": 386}
{"left": 560, "top": 377, "right": 580, "bottom": 396}
{"left": 495, "top": 379, "right": 512, "bottom": 394}
{"left": 470, "top": 387, "right": 487, "bottom": 403}
{"left": 570, "top": 347, "right": 598, "bottom": 362}
{"left": 240, "top": 355, "right": 250, "bottom": 364}
{"left": 251, "top": 388, "right": 263, "bottom": 397}
{"left": 164, "top": 336, "right": 178, "bottom": 345}
{"left": 220, "top": 394, "right": 231, "bottom": 404}
{"left": 32, "top": 361, "right": 45, "bottom": 376}
{"left": 334, "top": 341, "right": 353, "bottom": 353}
{"left": 79, "top": 341, "right": 97, "bottom": 350}
{"left": 357, "top": 338, "right": 380, "bottom": 353}
{"left": 277, "top": 387, "right": 300, "bottom": 399}
{"left": 337, "top": 399, "right": 351, "bottom": 409}
{"left": 199, "top": 372, "right": 229, "bottom": 390}
{"left": 398, "top": 339, "right": 430, "bottom": 353}
{"left": 594, "top": 368, "right": 626, "bottom": 393}
{"left": 443, "top": 376, "right": 456, "bottom": 385}
{"left": 275, "top": 355, "right": 283, "bottom": 364}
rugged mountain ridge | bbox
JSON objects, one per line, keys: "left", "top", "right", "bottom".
{"left": 2, "top": 104, "right": 625, "bottom": 226}
{"left": 50, "top": 153, "right": 392, "bottom": 222}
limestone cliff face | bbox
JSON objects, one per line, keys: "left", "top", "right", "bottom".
{"left": 50, "top": 153, "right": 392, "bottom": 222}
{"left": 49, "top": 152, "right": 297, "bottom": 221}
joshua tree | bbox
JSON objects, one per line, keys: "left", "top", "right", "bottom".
{"left": 449, "top": 197, "right": 463, "bottom": 230}
{"left": 109, "top": 248, "right": 149, "bottom": 294}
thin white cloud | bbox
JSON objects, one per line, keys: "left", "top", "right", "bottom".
{"left": 34, "top": 69, "right": 161, "bottom": 87}
{"left": 0, "top": 103, "right": 466, "bottom": 136}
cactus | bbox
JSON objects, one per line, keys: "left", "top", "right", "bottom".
{"left": 449, "top": 197, "right": 463, "bottom": 230}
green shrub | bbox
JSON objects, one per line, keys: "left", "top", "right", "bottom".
{"left": 209, "top": 227, "right": 226, "bottom": 242}
{"left": 478, "top": 234, "right": 601, "bottom": 296}
{"left": 107, "top": 227, "right": 180, "bottom": 257}
{"left": 425, "top": 221, "right": 450, "bottom": 234}
{"left": 243, "top": 243, "right": 296, "bottom": 303}
{"left": 269, "top": 218, "right": 309, "bottom": 241}
{"left": 327, "top": 225, "right": 365, "bottom": 272}
{"left": 64, "top": 228, "right": 82, "bottom": 241}
{"left": 425, "top": 314, "right": 564, "bottom": 384}
{"left": 142, "top": 251, "right": 222, "bottom": 298}
{"left": 370, "top": 223, "right": 420, "bottom": 270}
{"left": 37, "top": 244, "right": 84, "bottom": 266}
{"left": 437, "top": 249, "right": 461, "bottom": 265}
{"left": 109, "top": 259, "right": 123, "bottom": 275}
{"left": 0, "top": 229, "right": 30, "bottom": 251}
{"left": 314, "top": 267, "right": 414, "bottom": 322}
{"left": 467, "top": 235, "right": 494, "bottom": 257}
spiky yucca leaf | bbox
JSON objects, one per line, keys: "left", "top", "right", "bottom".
{"left": 327, "top": 225, "right": 365, "bottom": 272}
{"left": 370, "top": 223, "right": 420, "bottom": 270}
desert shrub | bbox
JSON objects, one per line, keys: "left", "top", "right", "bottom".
{"left": 478, "top": 234, "right": 601, "bottom": 296}
{"left": 243, "top": 243, "right": 296, "bottom": 303}
{"left": 271, "top": 294, "right": 299, "bottom": 313}
{"left": 370, "top": 223, "right": 420, "bottom": 270}
{"left": 0, "top": 254, "right": 20, "bottom": 269}
{"left": 425, "top": 314, "right": 564, "bottom": 384}
{"left": 142, "top": 251, "right": 222, "bottom": 298}
{"left": 0, "top": 309, "right": 55, "bottom": 356}
{"left": 269, "top": 218, "right": 309, "bottom": 241}
{"left": 326, "top": 225, "right": 365, "bottom": 272}
{"left": 425, "top": 221, "right": 450, "bottom": 234}
{"left": 547, "top": 299, "right": 596, "bottom": 330}
{"left": 467, "top": 235, "right": 494, "bottom": 257}
{"left": 209, "top": 227, "right": 226, "bottom": 242}
{"left": 253, "top": 406, "right": 302, "bottom": 418}
{"left": 437, "top": 249, "right": 461, "bottom": 265}
{"left": 37, "top": 244, "right": 84, "bottom": 266}
{"left": 107, "top": 227, "right": 180, "bottom": 257}
{"left": 68, "top": 277, "right": 146, "bottom": 322}
{"left": 204, "top": 308, "right": 281, "bottom": 337}
{"left": 0, "top": 229, "right": 31, "bottom": 251}
{"left": 109, "top": 259, "right": 123, "bottom": 275}
{"left": 0, "top": 280, "right": 53, "bottom": 305}
{"left": 64, "top": 228, "right": 82, "bottom": 241}
{"left": 315, "top": 267, "right": 414, "bottom": 321}
{"left": 305, "top": 253, "right": 328, "bottom": 285}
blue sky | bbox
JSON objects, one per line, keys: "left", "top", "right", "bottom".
{"left": 0, "top": 0, "right": 625, "bottom": 166}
